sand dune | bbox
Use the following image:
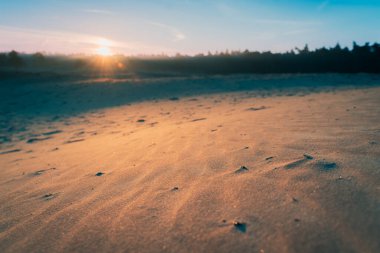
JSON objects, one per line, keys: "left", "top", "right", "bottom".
{"left": 0, "top": 74, "right": 380, "bottom": 253}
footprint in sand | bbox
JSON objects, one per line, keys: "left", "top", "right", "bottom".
{"left": 313, "top": 160, "right": 337, "bottom": 171}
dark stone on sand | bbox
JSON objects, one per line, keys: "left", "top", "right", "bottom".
{"left": 303, "top": 154, "right": 314, "bottom": 160}
{"left": 292, "top": 197, "right": 299, "bottom": 203}
{"left": 233, "top": 221, "right": 247, "bottom": 233}
{"left": 42, "top": 193, "right": 55, "bottom": 200}
{"left": 283, "top": 157, "right": 310, "bottom": 170}
{"left": 137, "top": 119, "right": 146, "bottom": 123}
{"left": 42, "top": 130, "right": 63, "bottom": 136}
{"left": 0, "top": 149, "right": 21, "bottom": 155}
{"left": 95, "top": 172, "right": 105, "bottom": 176}
{"left": 246, "top": 106, "right": 267, "bottom": 111}
{"left": 171, "top": 186, "right": 179, "bottom": 191}
{"left": 294, "top": 218, "right": 300, "bottom": 222}
{"left": 34, "top": 170, "right": 46, "bottom": 176}
{"left": 191, "top": 118, "right": 207, "bottom": 122}
{"left": 235, "top": 166, "right": 249, "bottom": 174}
{"left": 265, "top": 156, "right": 274, "bottom": 161}
{"left": 64, "top": 139, "right": 85, "bottom": 144}
{"left": 27, "top": 137, "right": 51, "bottom": 144}
{"left": 335, "top": 176, "right": 353, "bottom": 182}
{"left": 33, "top": 168, "right": 56, "bottom": 176}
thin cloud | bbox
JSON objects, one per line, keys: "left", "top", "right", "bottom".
{"left": 83, "top": 9, "right": 115, "bottom": 15}
{"left": 255, "top": 19, "right": 321, "bottom": 26}
{"left": 148, "top": 21, "right": 186, "bottom": 42}
{"left": 0, "top": 25, "right": 99, "bottom": 47}
{"left": 283, "top": 29, "right": 313, "bottom": 36}
{"left": 0, "top": 25, "right": 173, "bottom": 55}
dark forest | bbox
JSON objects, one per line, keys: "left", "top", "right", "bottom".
{"left": 1, "top": 42, "right": 379, "bottom": 75}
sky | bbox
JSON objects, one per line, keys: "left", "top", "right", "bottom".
{"left": 0, "top": 0, "right": 379, "bottom": 55}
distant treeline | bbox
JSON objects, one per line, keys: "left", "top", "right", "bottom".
{"left": 1, "top": 42, "right": 380, "bottom": 75}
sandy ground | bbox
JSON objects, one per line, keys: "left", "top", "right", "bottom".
{"left": 0, "top": 74, "right": 380, "bottom": 253}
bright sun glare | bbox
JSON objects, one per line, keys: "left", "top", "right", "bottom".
{"left": 96, "top": 46, "right": 112, "bottom": 56}
{"left": 95, "top": 38, "right": 113, "bottom": 56}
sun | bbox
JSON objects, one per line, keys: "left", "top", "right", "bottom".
{"left": 94, "top": 38, "right": 113, "bottom": 56}
{"left": 96, "top": 46, "right": 112, "bottom": 56}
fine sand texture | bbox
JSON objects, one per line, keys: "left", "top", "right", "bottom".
{"left": 0, "top": 74, "right": 380, "bottom": 253}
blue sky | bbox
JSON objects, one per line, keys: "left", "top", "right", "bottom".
{"left": 0, "top": 0, "right": 379, "bottom": 55}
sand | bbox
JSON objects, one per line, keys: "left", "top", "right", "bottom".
{"left": 0, "top": 74, "right": 380, "bottom": 253}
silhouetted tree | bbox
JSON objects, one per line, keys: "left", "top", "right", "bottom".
{"left": 32, "top": 52, "right": 45, "bottom": 63}
{"left": 1, "top": 41, "right": 380, "bottom": 74}
{"left": 8, "top": 50, "right": 24, "bottom": 69}
{"left": 0, "top": 53, "right": 7, "bottom": 67}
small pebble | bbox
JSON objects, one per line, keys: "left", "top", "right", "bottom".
{"left": 303, "top": 154, "right": 313, "bottom": 160}
{"left": 235, "top": 166, "right": 249, "bottom": 173}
